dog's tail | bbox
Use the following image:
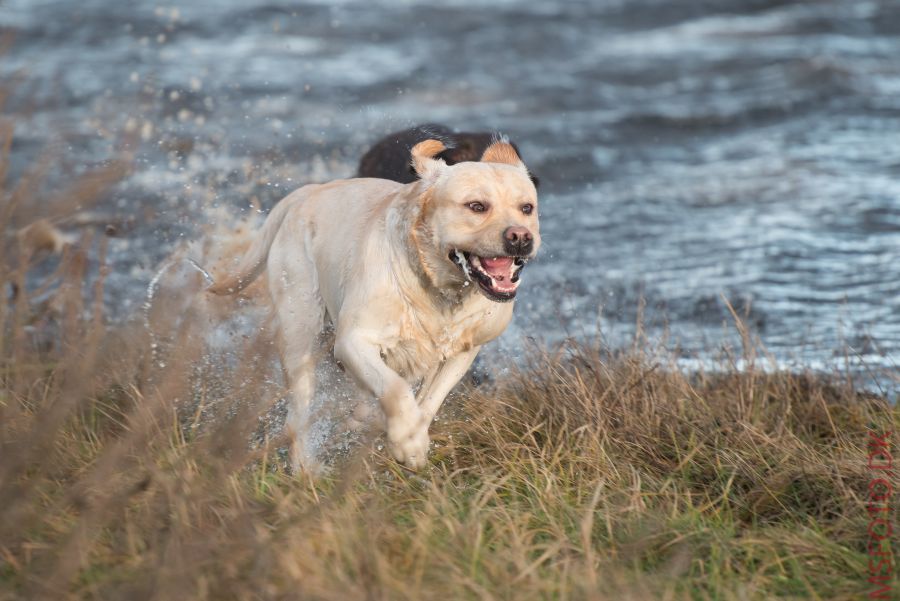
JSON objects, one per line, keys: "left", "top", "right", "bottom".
{"left": 206, "top": 198, "right": 293, "bottom": 295}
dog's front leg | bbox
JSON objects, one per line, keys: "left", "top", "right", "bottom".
{"left": 417, "top": 347, "right": 481, "bottom": 426}
{"left": 334, "top": 332, "right": 429, "bottom": 469}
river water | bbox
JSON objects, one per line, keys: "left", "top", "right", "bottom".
{"left": 2, "top": 0, "right": 899, "bottom": 383}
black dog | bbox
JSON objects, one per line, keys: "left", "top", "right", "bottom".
{"left": 358, "top": 124, "right": 539, "bottom": 188}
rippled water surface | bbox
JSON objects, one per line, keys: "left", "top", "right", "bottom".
{"left": 3, "top": 0, "right": 899, "bottom": 376}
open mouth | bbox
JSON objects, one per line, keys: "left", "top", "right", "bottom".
{"left": 449, "top": 250, "right": 527, "bottom": 302}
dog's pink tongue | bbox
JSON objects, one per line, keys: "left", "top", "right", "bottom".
{"left": 481, "top": 257, "right": 514, "bottom": 278}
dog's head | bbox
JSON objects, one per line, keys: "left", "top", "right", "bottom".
{"left": 410, "top": 138, "right": 541, "bottom": 303}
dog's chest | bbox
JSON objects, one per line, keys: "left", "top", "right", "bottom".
{"left": 383, "top": 302, "right": 509, "bottom": 380}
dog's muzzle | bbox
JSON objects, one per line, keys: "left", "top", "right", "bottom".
{"left": 449, "top": 250, "right": 527, "bottom": 302}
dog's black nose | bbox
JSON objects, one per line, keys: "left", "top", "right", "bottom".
{"left": 503, "top": 226, "right": 534, "bottom": 256}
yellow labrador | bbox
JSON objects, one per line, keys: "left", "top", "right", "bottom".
{"left": 209, "top": 139, "right": 540, "bottom": 471}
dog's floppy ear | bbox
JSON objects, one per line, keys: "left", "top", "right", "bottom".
{"left": 482, "top": 139, "right": 539, "bottom": 187}
{"left": 410, "top": 139, "right": 448, "bottom": 180}
{"left": 481, "top": 140, "right": 524, "bottom": 168}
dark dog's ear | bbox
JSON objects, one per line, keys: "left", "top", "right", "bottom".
{"left": 410, "top": 139, "right": 448, "bottom": 180}
{"left": 437, "top": 137, "right": 482, "bottom": 165}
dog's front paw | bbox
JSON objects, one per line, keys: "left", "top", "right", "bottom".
{"left": 386, "top": 414, "right": 430, "bottom": 469}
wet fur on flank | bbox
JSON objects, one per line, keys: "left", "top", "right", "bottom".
{"left": 358, "top": 123, "right": 540, "bottom": 188}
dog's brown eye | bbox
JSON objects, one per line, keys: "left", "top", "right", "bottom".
{"left": 521, "top": 204, "right": 534, "bottom": 215}
{"left": 467, "top": 201, "right": 487, "bottom": 213}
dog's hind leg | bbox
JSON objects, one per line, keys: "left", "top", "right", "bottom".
{"left": 268, "top": 245, "right": 325, "bottom": 475}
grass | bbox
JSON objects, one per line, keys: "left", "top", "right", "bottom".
{"left": 2, "top": 116, "right": 898, "bottom": 601}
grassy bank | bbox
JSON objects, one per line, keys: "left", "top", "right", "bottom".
{"left": 0, "top": 267, "right": 896, "bottom": 600}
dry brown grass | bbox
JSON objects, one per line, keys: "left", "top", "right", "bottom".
{"left": 1, "top": 114, "right": 898, "bottom": 601}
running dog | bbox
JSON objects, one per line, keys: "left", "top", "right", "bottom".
{"left": 209, "top": 139, "right": 540, "bottom": 472}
